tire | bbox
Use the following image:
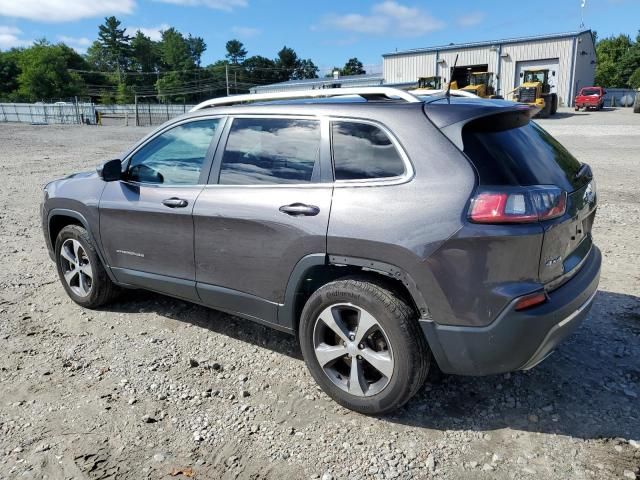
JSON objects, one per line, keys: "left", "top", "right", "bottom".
{"left": 551, "top": 93, "right": 558, "bottom": 114}
{"left": 54, "top": 224, "right": 118, "bottom": 308}
{"left": 537, "top": 98, "right": 552, "bottom": 118}
{"left": 299, "top": 277, "right": 430, "bottom": 415}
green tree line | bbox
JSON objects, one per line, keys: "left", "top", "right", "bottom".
{"left": 0, "top": 16, "right": 368, "bottom": 104}
{"left": 595, "top": 31, "right": 640, "bottom": 89}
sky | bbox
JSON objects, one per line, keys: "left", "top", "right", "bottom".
{"left": 0, "top": 0, "right": 638, "bottom": 74}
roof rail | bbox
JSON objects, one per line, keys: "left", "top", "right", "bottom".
{"left": 189, "top": 87, "right": 421, "bottom": 112}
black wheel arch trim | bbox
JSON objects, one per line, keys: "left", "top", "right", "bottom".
{"left": 278, "top": 253, "right": 431, "bottom": 331}
{"left": 278, "top": 253, "right": 327, "bottom": 330}
{"left": 47, "top": 208, "right": 117, "bottom": 283}
{"left": 328, "top": 255, "right": 430, "bottom": 318}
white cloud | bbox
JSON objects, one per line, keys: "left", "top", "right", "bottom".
{"left": 457, "top": 12, "right": 484, "bottom": 27}
{"left": 126, "top": 23, "right": 170, "bottom": 41}
{"left": 153, "top": 0, "right": 246, "bottom": 11}
{"left": 57, "top": 35, "right": 92, "bottom": 52}
{"left": 231, "top": 26, "right": 261, "bottom": 38}
{"left": 317, "top": 1, "right": 445, "bottom": 37}
{"left": 0, "top": 0, "right": 135, "bottom": 23}
{"left": 0, "top": 25, "right": 32, "bottom": 49}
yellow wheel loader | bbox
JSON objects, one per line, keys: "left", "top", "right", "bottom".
{"left": 460, "top": 72, "right": 502, "bottom": 99}
{"left": 510, "top": 68, "right": 558, "bottom": 118}
{"left": 410, "top": 76, "right": 442, "bottom": 93}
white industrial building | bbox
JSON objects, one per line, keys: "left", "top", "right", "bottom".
{"left": 383, "top": 30, "right": 596, "bottom": 106}
{"left": 252, "top": 73, "right": 384, "bottom": 94}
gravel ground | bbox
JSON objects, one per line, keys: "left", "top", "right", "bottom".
{"left": 0, "top": 107, "right": 639, "bottom": 480}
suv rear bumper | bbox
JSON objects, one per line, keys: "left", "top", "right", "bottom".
{"left": 421, "top": 245, "right": 601, "bottom": 376}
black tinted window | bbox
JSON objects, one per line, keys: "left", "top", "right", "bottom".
{"left": 128, "top": 119, "right": 220, "bottom": 185}
{"left": 463, "top": 118, "right": 583, "bottom": 191}
{"left": 332, "top": 121, "right": 405, "bottom": 180}
{"left": 219, "top": 118, "right": 320, "bottom": 185}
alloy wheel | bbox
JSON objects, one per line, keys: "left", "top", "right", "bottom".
{"left": 313, "top": 303, "right": 394, "bottom": 397}
{"left": 59, "top": 238, "right": 93, "bottom": 297}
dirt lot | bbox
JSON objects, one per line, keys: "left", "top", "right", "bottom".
{"left": 1, "top": 107, "right": 639, "bottom": 480}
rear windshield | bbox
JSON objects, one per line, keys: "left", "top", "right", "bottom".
{"left": 462, "top": 113, "right": 584, "bottom": 191}
{"left": 581, "top": 88, "right": 600, "bottom": 96}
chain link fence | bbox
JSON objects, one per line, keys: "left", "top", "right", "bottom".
{"left": 0, "top": 102, "right": 95, "bottom": 124}
{"left": 96, "top": 103, "right": 195, "bottom": 126}
{"left": 0, "top": 102, "right": 196, "bottom": 126}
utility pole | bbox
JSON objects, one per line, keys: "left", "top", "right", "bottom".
{"left": 134, "top": 94, "right": 139, "bottom": 127}
{"left": 225, "top": 63, "right": 230, "bottom": 96}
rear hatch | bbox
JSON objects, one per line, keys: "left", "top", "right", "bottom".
{"left": 459, "top": 110, "right": 596, "bottom": 285}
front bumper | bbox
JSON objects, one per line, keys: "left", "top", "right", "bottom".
{"left": 421, "top": 246, "right": 601, "bottom": 376}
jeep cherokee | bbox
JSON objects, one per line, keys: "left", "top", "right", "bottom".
{"left": 41, "top": 87, "right": 600, "bottom": 414}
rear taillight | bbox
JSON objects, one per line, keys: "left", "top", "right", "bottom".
{"left": 469, "top": 186, "right": 566, "bottom": 224}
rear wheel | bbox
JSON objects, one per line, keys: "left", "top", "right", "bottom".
{"left": 55, "top": 225, "right": 118, "bottom": 308}
{"left": 551, "top": 93, "right": 558, "bottom": 114}
{"left": 299, "top": 277, "right": 430, "bottom": 415}
{"left": 537, "top": 98, "right": 552, "bottom": 118}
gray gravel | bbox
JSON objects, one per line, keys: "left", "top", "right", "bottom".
{"left": 0, "top": 107, "right": 639, "bottom": 479}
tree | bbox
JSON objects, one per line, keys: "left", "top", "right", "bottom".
{"left": 97, "top": 16, "right": 132, "bottom": 81}
{"left": 243, "top": 55, "right": 281, "bottom": 84}
{"left": 629, "top": 68, "right": 640, "bottom": 89}
{"left": 0, "top": 48, "right": 22, "bottom": 100}
{"left": 619, "top": 31, "right": 640, "bottom": 87}
{"left": 159, "top": 28, "right": 193, "bottom": 70}
{"left": 294, "top": 58, "right": 319, "bottom": 79}
{"left": 130, "top": 31, "right": 160, "bottom": 73}
{"left": 225, "top": 39, "right": 247, "bottom": 64}
{"left": 595, "top": 34, "right": 632, "bottom": 87}
{"left": 187, "top": 34, "right": 206, "bottom": 68}
{"left": 86, "top": 40, "right": 110, "bottom": 71}
{"left": 595, "top": 32, "right": 640, "bottom": 87}
{"left": 17, "top": 40, "right": 86, "bottom": 101}
{"left": 342, "top": 57, "right": 366, "bottom": 76}
{"left": 275, "top": 46, "right": 299, "bottom": 81}
{"left": 116, "top": 81, "right": 134, "bottom": 103}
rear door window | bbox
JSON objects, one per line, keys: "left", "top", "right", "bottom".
{"left": 331, "top": 121, "right": 406, "bottom": 181}
{"left": 462, "top": 115, "right": 584, "bottom": 191}
{"left": 219, "top": 117, "right": 320, "bottom": 185}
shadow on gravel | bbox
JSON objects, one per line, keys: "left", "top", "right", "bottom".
{"left": 100, "top": 289, "right": 639, "bottom": 440}
{"left": 386, "top": 290, "right": 640, "bottom": 441}
{"left": 104, "top": 289, "right": 302, "bottom": 359}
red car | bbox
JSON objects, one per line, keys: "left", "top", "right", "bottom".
{"left": 575, "top": 86, "right": 606, "bottom": 111}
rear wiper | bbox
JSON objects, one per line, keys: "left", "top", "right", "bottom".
{"left": 574, "top": 163, "right": 593, "bottom": 181}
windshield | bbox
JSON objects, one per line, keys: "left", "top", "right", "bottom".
{"left": 419, "top": 77, "right": 440, "bottom": 89}
{"left": 523, "top": 71, "right": 546, "bottom": 83}
{"left": 581, "top": 88, "right": 600, "bottom": 96}
{"left": 471, "top": 74, "right": 489, "bottom": 85}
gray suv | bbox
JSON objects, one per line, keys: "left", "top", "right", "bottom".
{"left": 41, "top": 88, "right": 600, "bottom": 414}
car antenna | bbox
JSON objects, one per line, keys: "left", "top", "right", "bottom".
{"left": 446, "top": 54, "right": 459, "bottom": 100}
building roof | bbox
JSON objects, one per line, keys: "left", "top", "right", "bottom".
{"left": 383, "top": 29, "right": 593, "bottom": 57}
{"left": 254, "top": 73, "right": 383, "bottom": 91}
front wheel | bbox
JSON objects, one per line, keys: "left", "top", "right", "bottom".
{"left": 299, "top": 277, "right": 430, "bottom": 415}
{"left": 55, "top": 225, "right": 118, "bottom": 308}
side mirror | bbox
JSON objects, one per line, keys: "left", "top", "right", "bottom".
{"left": 98, "top": 159, "right": 122, "bottom": 182}
{"left": 552, "top": 71, "right": 556, "bottom": 76}
{"left": 519, "top": 72, "right": 524, "bottom": 78}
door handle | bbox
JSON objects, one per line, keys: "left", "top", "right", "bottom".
{"left": 162, "top": 197, "right": 189, "bottom": 208}
{"left": 279, "top": 203, "right": 320, "bottom": 216}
